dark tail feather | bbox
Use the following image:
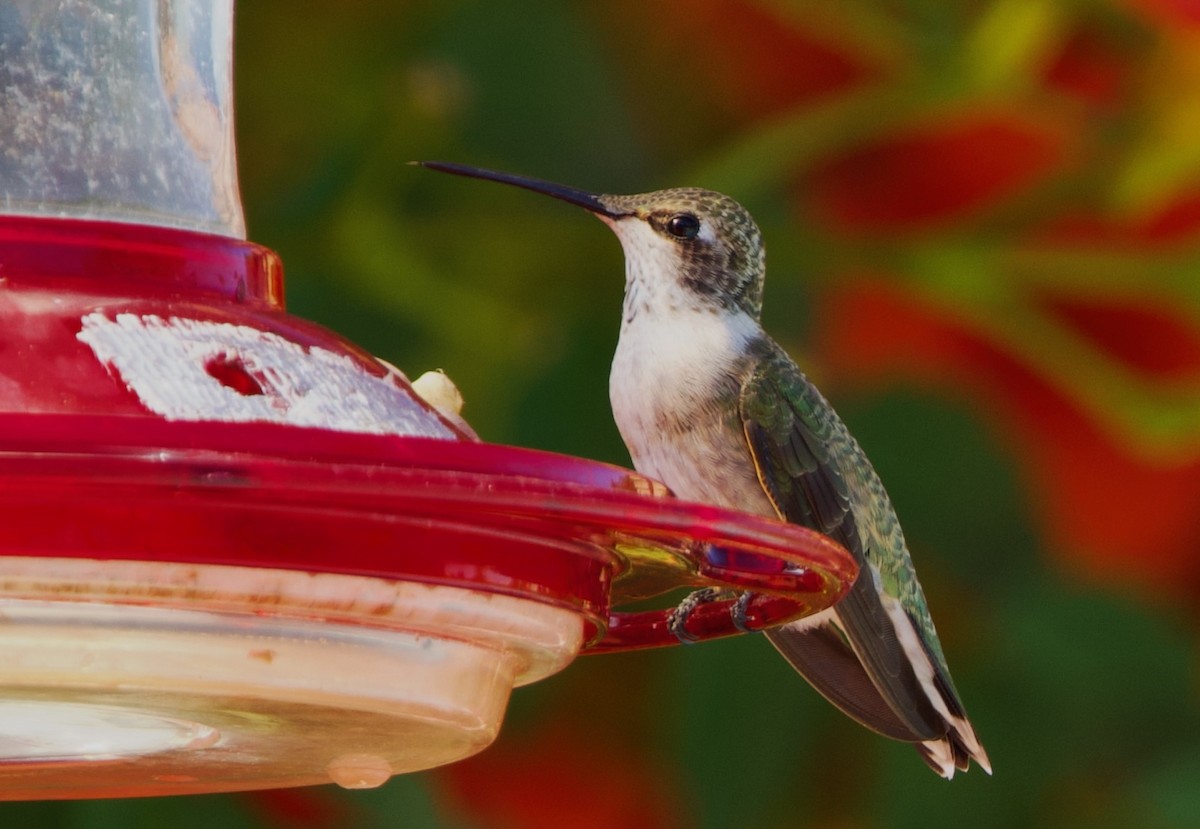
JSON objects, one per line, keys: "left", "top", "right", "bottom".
{"left": 764, "top": 617, "right": 935, "bottom": 743}
{"left": 918, "top": 723, "right": 992, "bottom": 779}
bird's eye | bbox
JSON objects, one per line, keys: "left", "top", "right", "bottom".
{"left": 665, "top": 213, "right": 701, "bottom": 240}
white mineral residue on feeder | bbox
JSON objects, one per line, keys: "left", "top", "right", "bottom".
{"left": 76, "top": 312, "right": 456, "bottom": 438}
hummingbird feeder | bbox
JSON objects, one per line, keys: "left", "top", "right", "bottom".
{"left": 0, "top": 0, "right": 856, "bottom": 801}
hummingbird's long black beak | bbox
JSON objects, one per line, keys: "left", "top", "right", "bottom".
{"left": 414, "top": 161, "right": 626, "bottom": 218}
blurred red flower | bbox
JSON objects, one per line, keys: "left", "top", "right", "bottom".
{"left": 244, "top": 788, "right": 354, "bottom": 829}
{"left": 1126, "top": 0, "right": 1200, "bottom": 30}
{"left": 1041, "top": 27, "right": 1134, "bottom": 110}
{"left": 807, "top": 112, "right": 1073, "bottom": 232}
{"left": 1036, "top": 190, "right": 1200, "bottom": 248}
{"left": 433, "top": 717, "right": 687, "bottom": 829}
{"left": 612, "top": 0, "right": 876, "bottom": 122}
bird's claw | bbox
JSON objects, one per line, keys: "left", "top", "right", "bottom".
{"left": 668, "top": 587, "right": 720, "bottom": 644}
{"left": 731, "top": 591, "right": 757, "bottom": 633}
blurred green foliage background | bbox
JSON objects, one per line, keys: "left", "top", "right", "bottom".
{"left": 11, "top": 0, "right": 1200, "bottom": 826}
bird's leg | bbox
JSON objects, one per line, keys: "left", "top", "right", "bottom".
{"left": 668, "top": 587, "right": 722, "bottom": 643}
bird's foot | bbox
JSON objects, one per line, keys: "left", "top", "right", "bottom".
{"left": 668, "top": 588, "right": 761, "bottom": 642}
{"left": 668, "top": 587, "right": 721, "bottom": 644}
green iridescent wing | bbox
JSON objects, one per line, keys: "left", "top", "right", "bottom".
{"left": 738, "top": 342, "right": 952, "bottom": 744}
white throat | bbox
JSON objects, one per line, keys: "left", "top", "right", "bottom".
{"left": 605, "top": 216, "right": 706, "bottom": 324}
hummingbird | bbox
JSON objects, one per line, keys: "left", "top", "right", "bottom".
{"left": 417, "top": 161, "right": 991, "bottom": 779}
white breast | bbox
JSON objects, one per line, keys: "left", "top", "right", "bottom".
{"left": 609, "top": 307, "right": 774, "bottom": 515}
{"left": 610, "top": 308, "right": 749, "bottom": 421}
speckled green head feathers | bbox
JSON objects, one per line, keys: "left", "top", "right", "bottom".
{"left": 596, "top": 188, "right": 766, "bottom": 318}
